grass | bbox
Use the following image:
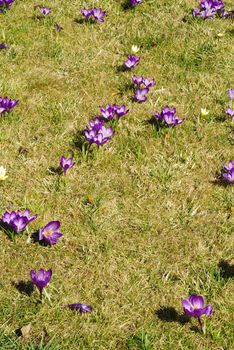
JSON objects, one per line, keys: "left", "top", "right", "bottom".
{"left": 0, "top": 0, "right": 234, "bottom": 348}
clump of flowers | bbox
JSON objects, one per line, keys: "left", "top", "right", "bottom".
{"left": 154, "top": 106, "right": 184, "bottom": 126}
{"left": 39, "top": 221, "right": 63, "bottom": 245}
{"left": 193, "top": 0, "right": 227, "bottom": 19}
{"left": 223, "top": 160, "right": 234, "bottom": 183}
{"left": 0, "top": 166, "right": 7, "bottom": 180}
{"left": 182, "top": 294, "right": 212, "bottom": 333}
{"left": 124, "top": 55, "right": 140, "bottom": 69}
{"left": 65, "top": 303, "right": 93, "bottom": 314}
{"left": 225, "top": 88, "right": 234, "bottom": 120}
{"left": 99, "top": 104, "right": 129, "bottom": 120}
{"left": 0, "top": 0, "right": 16, "bottom": 12}
{"left": 0, "top": 97, "right": 18, "bottom": 114}
{"left": 81, "top": 7, "right": 106, "bottom": 22}
{"left": 30, "top": 268, "right": 52, "bottom": 302}
{"left": 132, "top": 75, "right": 155, "bottom": 103}
{"left": 130, "top": 0, "right": 143, "bottom": 6}
{"left": 60, "top": 156, "right": 75, "bottom": 175}
{"left": 1, "top": 209, "right": 37, "bottom": 233}
{"left": 85, "top": 118, "right": 114, "bottom": 146}
{"left": 39, "top": 6, "right": 51, "bottom": 15}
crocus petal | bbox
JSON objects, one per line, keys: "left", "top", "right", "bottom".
{"left": 43, "top": 221, "right": 60, "bottom": 233}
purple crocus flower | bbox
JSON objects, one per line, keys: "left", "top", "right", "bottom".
{"left": 154, "top": 106, "right": 184, "bottom": 126}
{"left": 0, "top": 97, "right": 18, "bottom": 113}
{"left": 80, "top": 7, "right": 93, "bottom": 19}
{"left": 60, "top": 156, "right": 74, "bottom": 175}
{"left": 223, "top": 161, "right": 234, "bottom": 183}
{"left": 100, "top": 104, "right": 116, "bottom": 120}
{"left": 65, "top": 303, "right": 93, "bottom": 314}
{"left": 39, "top": 6, "right": 51, "bottom": 15}
{"left": 85, "top": 118, "right": 114, "bottom": 146}
{"left": 132, "top": 75, "right": 144, "bottom": 86}
{"left": 92, "top": 7, "right": 106, "bottom": 22}
{"left": 193, "top": 0, "right": 225, "bottom": 19}
{"left": 30, "top": 268, "right": 52, "bottom": 301}
{"left": 1, "top": 209, "right": 38, "bottom": 233}
{"left": 228, "top": 89, "right": 234, "bottom": 101}
{"left": 224, "top": 106, "right": 234, "bottom": 119}
{"left": 38, "top": 221, "right": 62, "bottom": 245}
{"left": 134, "top": 88, "right": 149, "bottom": 103}
{"left": 0, "top": 0, "right": 16, "bottom": 12}
{"left": 0, "top": 43, "right": 7, "bottom": 49}
{"left": 124, "top": 55, "right": 140, "bottom": 69}
{"left": 130, "top": 0, "right": 143, "bottom": 6}
{"left": 182, "top": 295, "right": 213, "bottom": 318}
{"left": 143, "top": 77, "right": 155, "bottom": 88}
{"left": 182, "top": 294, "right": 212, "bottom": 333}
{"left": 113, "top": 104, "right": 129, "bottom": 117}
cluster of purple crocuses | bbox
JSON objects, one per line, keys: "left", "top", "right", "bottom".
{"left": 0, "top": 96, "right": 18, "bottom": 115}
{"left": 0, "top": 0, "right": 15, "bottom": 12}
{"left": 1, "top": 209, "right": 63, "bottom": 245}
{"left": 154, "top": 106, "right": 184, "bottom": 127}
{"left": 222, "top": 160, "right": 234, "bottom": 183}
{"left": 81, "top": 7, "right": 106, "bottom": 22}
{"left": 84, "top": 104, "right": 129, "bottom": 146}
{"left": 193, "top": 0, "right": 228, "bottom": 19}
{"left": 224, "top": 88, "right": 234, "bottom": 120}
{"left": 132, "top": 75, "right": 155, "bottom": 103}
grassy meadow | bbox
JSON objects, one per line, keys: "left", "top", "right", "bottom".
{"left": 0, "top": 0, "right": 234, "bottom": 349}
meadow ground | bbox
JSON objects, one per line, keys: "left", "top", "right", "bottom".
{"left": 0, "top": 0, "right": 234, "bottom": 349}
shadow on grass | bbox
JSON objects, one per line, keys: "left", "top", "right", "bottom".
{"left": 116, "top": 65, "right": 130, "bottom": 73}
{"left": 0, "top": 222, "right": 17, "bottom": 241}
{"left": 13, "top": 281, "right": 34, "bottom": 297}
{"left": 73, "top": 18, "right": 87, "bottom": 25}
{"left": 155, "top": 306, "right": 189, "bottom": 325}
{"left": 218, "top": 260, "right": 234, "bottom": 279}
{"left": 211, "top": 172, "right": 232, "bottom": 187}
{"left": 47, "top": 166, "right": 63, "bottom": 175}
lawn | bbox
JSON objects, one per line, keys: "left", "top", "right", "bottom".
{"left": 0, "top": 0, "right": 233, "bottom": 349}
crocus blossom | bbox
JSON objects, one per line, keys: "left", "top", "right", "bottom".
{"left": 1, "top": 209, "right": 38, "bottom": 233}
{"left": 200, "top": 108, "right": 209, "bottom": 116}
{"left": 85, "top": 118, "right": 114, "bottom": 146}
{"left": 130, "top": 0, "right": 143, "bottom": 6}
{"left": 132, "top": 75, "right": 155, "bottom": 88}
{"left": 81, "top": 7, "right": 106, "bottom": 22}
{"left": 131, "top": 45, "right": 140, "bottom": 53}
{"left": 99, "top": 104, "right": 129, "bottom": 120}
{"left": 30, "top": 268, "right": 52, "bottom": 301}
{"left": 224, "top": 106, "right": 234, "bottom": 119}
{"left": 0, "top": 97, "right": 18, "bottom": 114}
{"left": 60, "top": 156, "right": 75, "bottom": 175}
{"left": 39, "top": 6, "right": 51, "bottom": 15}
{"left": 65, "top": 303, "right": 93, "bottom": 313}
{"left": 0, "top": 0, "right": 16, "bottom": 12}
{"left": 193, "top": 0, "right": 226, "bottom": 19}
{"left": 134, "top": 88, "right": 149, "bottom": 103}
{"left": 223, "top": 161, "right": 234, "bottom": 183}
{"left": 124, "top": 55, "right": 140, "bottom": 69}
{"left": 182, "top": 295, "right": 213, "bottom": 318}
{"left": 182, "top": 294, "right": 212, "bottom": 333}
{"left": 154, "top": 106, "right": 184, "bottom": 126}
{"left": 39, "top": 221, "right": 63, "bottom": 245}
{"left": 228, "top": 89, "right": 234, "bottom": 100}
{"left": 0, "top": 166, "right": 7, "bottom": 180}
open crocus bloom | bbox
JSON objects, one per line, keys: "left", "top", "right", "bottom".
{"left": 224, "top": 106, "right": 234, "bottom": 119}
{"left": 182, "top": 295, "right": 213, "bottom": 318}
{"left": 134, "top": 88, "right": 149, "bottom": 103}
{"left": 124, "top": 55, "right": 140, "bottom": 69}
{"left": 0, "top": 166, "right": 7, "bottom": 180}
{"left": 154, "top": 106, "right": 184, "bottom": 126}
{"left": 223, "top": 161, "right": 234, "bottom": 183}
{"left": 39, "top": 7, "right": 51, "bottom": 15}
{"left": 0, "top": 96, "right": 18, "bottom": 113}
{"left": 228, "top": 89, "right": 234, "bottom": 100}
{"left": 39, "top": 221, "right": 62, "bottom": 245}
